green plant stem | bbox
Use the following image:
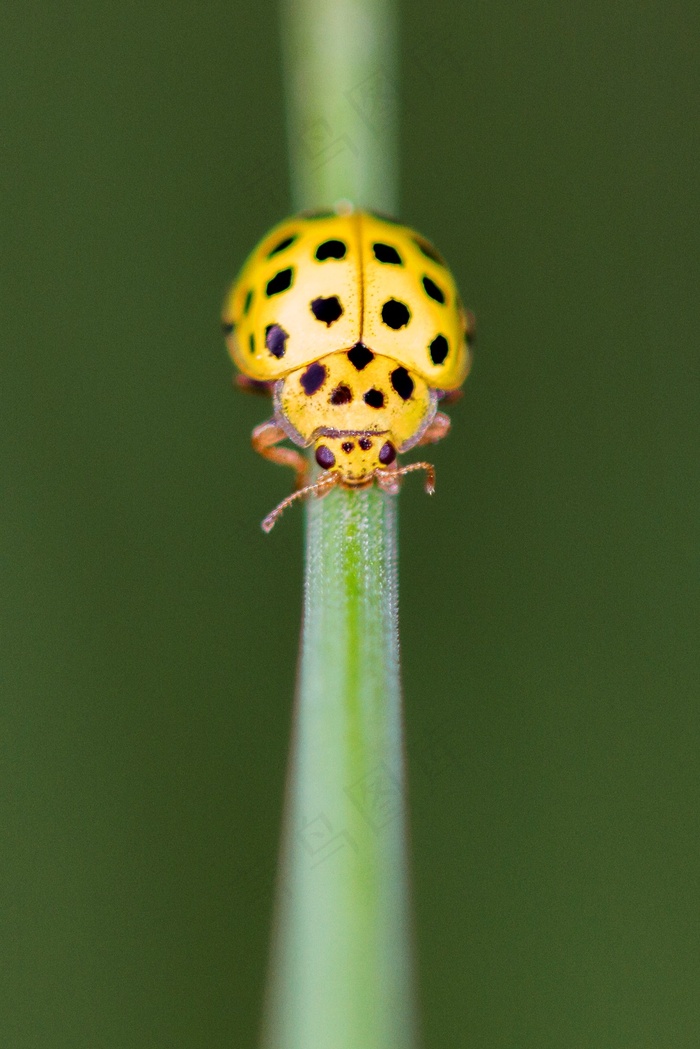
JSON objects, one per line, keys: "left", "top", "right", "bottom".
{"left": 262, "top": 2, "right": 415, "bottom": 1047}
{"left": 262, "top": 489, "right": 414, "bottom": 1048}
{"left": 281, "top": 0, "right": 398, "bottom": 214}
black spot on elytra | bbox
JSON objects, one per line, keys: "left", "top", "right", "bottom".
{"left": 310, "top": 295, "right": 343, "bottom": 326}
{"left": 379, "top": 441, "right": 396, "bottom": 465}
{"left": 316, "top": 444, "right": 335, "bottom": 468}
{"left": 364, "top": 388, "right": 385, "bottom": 409}
{"left": 413, "top": 236, "right": 446, "bottom": 266}
{"left": 330, "top": 384, "right": 353, "bottom": 405}
{"left": 248, "top": 333, "right": 255, "bottom": 354}
{"left": 221, "top": 321, "right": 234, "bottom": 335}
{"left": 373, "top": 242, "right": 403, "bottom": 265}
{"left": 423, "top": 275, "right": 446, "bottom": 304}
{"left": 381, "top": 299, "right": 410, "bottom": 330}
{"left": 267, "top": 235, "right": 297, "bottom": 257}
{"left": 391, "top": 366, "right": 414, "bottom": 400}
{"left": 265, "top": 323, "right": 288, "bottom": 358}
{"left": 300, "top": 362, "right": 327, "bottom": 395}
{"left": 243, "top": 289, "right": 254, "bottom": 315}
{"left": 359, "top": 437, "right": 372, "bottom": 451}
{"left": 341, "top": 441, "right": 354, "bottom": 453}
{"left": 347, "top": 342, "right": 374, "bottom": 370}
{"left": 315, "top": 239, "right": 347, "bottom": 261}
{"left": 429, "top": 335, "right": 449, "bottom": 365}
{"left": 266, "top": 268, "right": 293, "bottom": 296}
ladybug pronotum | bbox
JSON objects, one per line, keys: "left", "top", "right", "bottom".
{"left": 221, "top": 206, "right": 475, "bottom": 531}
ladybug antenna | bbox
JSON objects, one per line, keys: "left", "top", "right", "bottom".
{"left": 376, "top": 461, "right": 436, "bottom": 496}
{"left": 261, "top": 472, "right": 339, "bottom": 533}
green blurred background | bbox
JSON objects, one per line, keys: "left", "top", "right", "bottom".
{"left": 2, "top": 1, "right": 698, "bottom": 1046}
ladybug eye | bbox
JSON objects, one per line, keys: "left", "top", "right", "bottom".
{"left": 378, "top": 441, "right": 396, "bottom": 465}
{"left": 315, "top": 444, "right": 336, "bottom": 469}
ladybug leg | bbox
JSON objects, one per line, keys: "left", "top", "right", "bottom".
{"left": 234, "top": 375, "right": 274, "bottom": 397}
{"left": 251, "top": 419, "right": 309, "bottom": 490}
{"left": 415, "top": 410, "right": 451, "bottom": 447}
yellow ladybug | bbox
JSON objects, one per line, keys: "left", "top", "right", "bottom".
{"left": 221, "top": 206, "right": 474, "bottom": 531}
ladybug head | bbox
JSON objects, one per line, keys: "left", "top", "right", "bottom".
{"left": 313, "top": 433, "right": 397, "bottom": 486}
{"left": 261, "top": 434, "right": 435, "bottom": 532}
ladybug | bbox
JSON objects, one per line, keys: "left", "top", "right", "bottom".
{"left": 221, "top": 206, "right": 474, "bottom": 531}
